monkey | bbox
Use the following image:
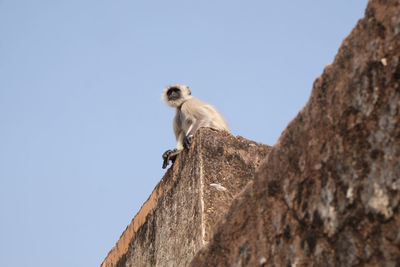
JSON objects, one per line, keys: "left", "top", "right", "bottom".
{"left": 162, "top": 84, "right": 230, "bottom": 168}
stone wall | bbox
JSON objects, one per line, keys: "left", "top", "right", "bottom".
{"left": 101, "top": 129, "right": 271, "bottom": 267}
{"left": 103, "top": 0, "right": 400, "bottom": 266}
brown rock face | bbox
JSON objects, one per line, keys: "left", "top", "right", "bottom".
{"left": 190, "top": 1, "right": 400, "bottom": 266}
{"left": 101, "top": 129, "right": 271, "bottom": 267}
{"left": 103, "top": 1, "right": 400, "bottom": 266}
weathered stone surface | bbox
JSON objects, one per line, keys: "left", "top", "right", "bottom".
{"left": 101, "top": 128, "right": 271, "bottom": 267}
{"left": 103, "top": 1, "right": 400, "bottom": 266}
{"left": 190, "top": 1, "right": 400, "bottom": 266}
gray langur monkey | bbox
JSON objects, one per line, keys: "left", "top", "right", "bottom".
{"left": 162, "top": 84, "right": 230, "bottom": 168}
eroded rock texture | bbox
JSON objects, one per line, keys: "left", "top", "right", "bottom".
{"left": 190, "top": 1, "right": 400, "bottom": 266}
{"left": 101, "top": 129, "right": 271, "bottom": 267}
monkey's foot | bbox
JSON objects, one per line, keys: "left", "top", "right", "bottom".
{"left": 162, "top": 149, "right": 177, "bottom": 160}
{"left": 162, "top": 149, "right": 181, "bottom": 169}
{"left": 183, "top": 135, "right": 194, "bottom": 149}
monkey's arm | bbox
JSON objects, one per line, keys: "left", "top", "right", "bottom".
{"left": 162, "top": 118, "right": 184, "bottom": 169}
{"left": 186, "top": 116, "right": 207, "bottom": 136}
{"left": 173, "top": 117, "right": 185, "bottom": 150}
{"left": 182, "top": 106, "right": 211, "bottom": 149}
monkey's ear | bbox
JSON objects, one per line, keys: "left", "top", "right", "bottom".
{"left": 187, "top": 86, "right": 191, "bottom": 95}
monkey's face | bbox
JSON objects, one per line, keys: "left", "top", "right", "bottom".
{"left": 166, "top": 87, "right": 181, "bottom": 101}
{"left": 162, "top": 84, "right": 192, "bottom": 107}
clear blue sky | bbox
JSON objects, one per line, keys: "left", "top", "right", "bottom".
{"left": 0, "top": 1, "right": 367, "bottom": 266}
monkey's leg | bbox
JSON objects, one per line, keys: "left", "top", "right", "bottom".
{"left": 162, "top": 149, "right": 181, "bottom": 169}
{"left": 183, "top": 135, "right": 194, "bottom": 149}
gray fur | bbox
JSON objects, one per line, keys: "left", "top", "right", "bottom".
{"left": 163, "top": 84, "right": 230, "bottom": 150}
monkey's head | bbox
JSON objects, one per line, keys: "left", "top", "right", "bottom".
{"left": 162, "top": 84, "right": 192, "bottom": 108}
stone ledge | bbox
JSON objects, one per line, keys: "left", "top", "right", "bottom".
{"left": 101, "top": 128, "right": 271, "bottom": 267}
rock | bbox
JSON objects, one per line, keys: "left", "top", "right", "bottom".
{"left": 190, "top": 0, "right": 400, "bottom": 266}
{"left": 101, "top": 128, "right": 271, "bottom": 267}
{"left": 103, "top": 0, "right": 400, "bottom": 266}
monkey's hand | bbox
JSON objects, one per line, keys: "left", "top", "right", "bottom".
{"left": 162, "top": 149, "right": 181, "bottom": 169}
{"left": 183, "top": 135, "right": 194, "bottom": 149}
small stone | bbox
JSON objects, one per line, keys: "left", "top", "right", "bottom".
{"left": 210, "top": 183, "right": 227, "bottom": 191}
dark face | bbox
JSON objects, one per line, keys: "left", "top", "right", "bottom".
{"left": 167, "top": 87, "right": 181, "bottom": 101}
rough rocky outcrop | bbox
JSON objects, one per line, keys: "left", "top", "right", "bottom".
{"left": 101, "top": 129, "right": 271, "bottom": 267}
{"left": 103, "top": 0, "right": 400, "bottom": 266}
{"left": 190, "top": 0, "right": 400, "bottom": 266}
